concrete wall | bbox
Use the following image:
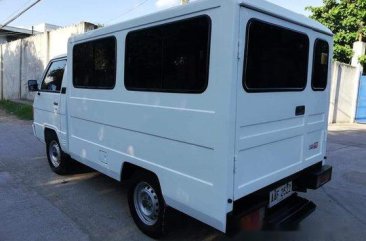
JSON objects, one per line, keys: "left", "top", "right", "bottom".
{"left": 351, "top": 41, "right": 366, "bottom": 69}
{"left": 0, "top": 22, "right": 96, "bottom": 101}
{"left": 48, "top": 23, "right": 94, "bottom": 58}
{"left": 2, "top": 41, "right": 21, "bottom": 100}
{"left": 20, "top": 34, "right": 47, "bottom": 100}
{"left": 0, "top": 36, "right": 7, "bottom": 44}
{"left": 0, "top": 44, "right": 2, "bottom": 99}
{"left": 329, "top": 62, "right": 362, "bottom": 123}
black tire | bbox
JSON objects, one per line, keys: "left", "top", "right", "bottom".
{"left": 128, "top": 172, "right": 167, "bottom": 239}
{"left": 45, "top": 131, "right": 71, "bottom": 175}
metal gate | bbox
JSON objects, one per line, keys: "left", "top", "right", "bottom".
{"left": 356, "top": 75, "right": 366, "bottom": 123}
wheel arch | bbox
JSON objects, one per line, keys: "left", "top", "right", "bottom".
{"left": 44, "top": 127, "right": 58, "bottom": 142}
{"left": 121, "top": 162, "right": 160, "bottom": 184}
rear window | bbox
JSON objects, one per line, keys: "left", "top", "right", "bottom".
{"left": 243, "top": 19, "right": 309, "bottom": 92}
{"left": 312, "top": 39, "right": 329, "bottom": 91}
{"left": 73, "top": 37, "right": 116, "bottom": 89}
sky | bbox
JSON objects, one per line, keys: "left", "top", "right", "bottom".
{"left": 0, "top": 0, "right": 323, "bottom": 29}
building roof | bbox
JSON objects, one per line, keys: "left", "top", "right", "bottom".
{"left": 0, "top": 25, "right": 41, "bottom": 44}
{"left": 1, "top": 25, "right": 36, "bottom": 35}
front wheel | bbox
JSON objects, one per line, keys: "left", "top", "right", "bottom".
{"left": 128, "top": 173, "right": 167, "bottom": 238}
{"left": 46, "top": 132, "right": 70, "bottom": 175}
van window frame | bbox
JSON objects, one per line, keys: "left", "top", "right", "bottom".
{"left": 311, "top": 38, "right": 329, "bottom": 91}
{"left": 242, "top": 18, "right": 310, "bottom": 93}
{"left": 72, "top": 36, "right": 117, "bottom": 90}
{"left": 39, "top": 58, "right": 67, "bottom": 93}
{"left": 124, "top": 15, "right": 212, "bottom": 94}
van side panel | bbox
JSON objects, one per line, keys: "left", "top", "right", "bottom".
{"left": 66, "top": 2, "right": 238, "bottom": 232}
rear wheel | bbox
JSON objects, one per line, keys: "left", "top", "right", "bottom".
{"left": 128, "top": 173, "right": 167, "bottom": 238}
{"left": 46, "top": 132, "right": 70, "bottom": 175}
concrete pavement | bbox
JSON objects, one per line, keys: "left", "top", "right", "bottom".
{"left": 0, "top": 110, "right": 365, "bottom": 241}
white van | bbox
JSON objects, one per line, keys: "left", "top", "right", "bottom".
{"left": 28, "top": 0, "right": 333, "bottom": 238}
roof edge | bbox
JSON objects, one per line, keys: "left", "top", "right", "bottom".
{"left": 240, "top": 0, "right": 333, "bottom": 36}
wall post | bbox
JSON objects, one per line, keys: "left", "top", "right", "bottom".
{"left": 0, "top": 44, "right": 3, "bottom": 100}
{"left": 351, "top": 41, "right": 366, "bottom": 75}
{"left": 19, "top": 39, "right": 23, "bottom": 99}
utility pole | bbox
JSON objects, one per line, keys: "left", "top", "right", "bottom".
{"left": 0, "top": 0, "right": 42, "bottom": 30}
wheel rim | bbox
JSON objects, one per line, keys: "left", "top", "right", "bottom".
{"left": 133, "top": 182, "right": 160, "bottom": 226}
{"left": 49, "top": 140, "right": 61, "bottom": 168}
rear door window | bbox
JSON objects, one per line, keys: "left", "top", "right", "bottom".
{"left": 41, "top": 60, "right": 67, "bottom": 92}
{"left": 243, "top": 19, "right": 309, "bottom": 92}
{"left": 312, "top": 39, "right": 329, "bottom": 91}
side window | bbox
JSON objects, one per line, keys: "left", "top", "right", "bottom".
{"left": 41, "top": 60, "right": 67, "bottom": 92}
{"left": 73, "top": 37, "right": 116, "bottom": 89}
{"left": 312, "top": 39, "right": 329, "bottom": 91}
{"left": 243, "top": 19, "right": 309, "bottom": 92}
{"left": 125, "top": 15, "right": 211, "bottom": 93}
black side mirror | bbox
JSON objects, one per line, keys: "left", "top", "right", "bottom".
{"left": 28, "top": 80, "right": 39, "bottom": 92}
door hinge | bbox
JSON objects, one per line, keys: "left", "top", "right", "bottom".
{"left": 233, "top": 156, "right": 237, "bottom": 174}
{"left": 237, "top": 40, "right": 241, "bottom": 60}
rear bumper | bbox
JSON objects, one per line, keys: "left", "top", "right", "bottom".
{"left": 227, "top": 162, "right": 332, "bottom": 233}
{"left": 295, "top": 164, "right": 332, "bottom": 190}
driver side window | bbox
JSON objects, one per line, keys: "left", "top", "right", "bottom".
{"left": 41, "top": 60, "right": 67, "bottom": 92}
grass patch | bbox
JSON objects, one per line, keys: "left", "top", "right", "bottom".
{"left": 0, "top": 100, "right": 33, "bottom": 120}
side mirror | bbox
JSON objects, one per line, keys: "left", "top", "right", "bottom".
{"left": 28, "top": 80, "right": 39, "bottom": 92}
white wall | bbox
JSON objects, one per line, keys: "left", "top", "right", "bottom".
{"left": 0, "top": 22, "right": 97, "bottom": 100}
{"left": 329, "top": 62, "right": 361, "bottom": 123}
{"left": 21, "top": 34, "right": 47, "bottom": 100}
{"left": 2, "top": 41, "right": 21, "bottom": 100}
{"left": 351, "top": 41, "right": 366, "bottom": 68}
{"left": 0, "top": 36, "right": 7, "bottom": 44}
{"left": 48, "top": 23, "right": 93, "bottom": 58}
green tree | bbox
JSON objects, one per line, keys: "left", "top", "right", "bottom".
{"left": 306, "top": 0, "right": 366, "bottom": 64}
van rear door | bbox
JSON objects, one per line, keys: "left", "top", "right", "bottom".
{"left": 234, "top": 7, "right": 329, "bottom": 200}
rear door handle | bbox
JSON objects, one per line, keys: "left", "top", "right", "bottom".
{"left": 295, "top": 106, "right": 305, "bottom": 116}
{"left": 53, "top": 102, "right": 58, "bottom": 106}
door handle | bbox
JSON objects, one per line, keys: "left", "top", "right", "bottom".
{"left": 295, "top": 106, "right": 305, "bottom": 116}
{"left": 53, "top": 102, "right": 59, "bottom": 106}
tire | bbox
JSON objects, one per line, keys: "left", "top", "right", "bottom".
{"left": 45, "top": 131, "right": 71, "bottom": 175}
{"left": 128, "top": 173, "right": 167, "bottom": 239}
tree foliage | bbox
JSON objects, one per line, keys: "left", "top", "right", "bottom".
{"left": 306, "top": 0, "right": 366, "bottom": 63}
{"left": 360, "top": 54, "right": 366, "bottom": 65}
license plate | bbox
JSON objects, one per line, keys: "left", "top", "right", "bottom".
{"left": 269, "top": 182, "right": 293, "bottom": 208}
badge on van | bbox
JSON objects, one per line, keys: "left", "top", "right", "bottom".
{"left": 309, "top": 142, "right": 319, "bottom": 150}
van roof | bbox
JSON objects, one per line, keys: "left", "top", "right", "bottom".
{"left": 240, "top": 0, "right": 332, "bottom": 36}
{"left": 69, "top": 0, "right": 332, "bottom": 43}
